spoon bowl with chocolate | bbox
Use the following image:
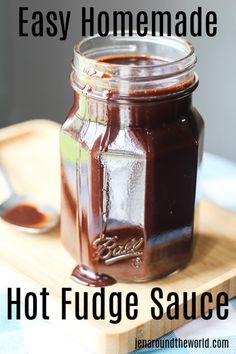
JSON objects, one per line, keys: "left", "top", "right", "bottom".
{"left": 0, "top": 164, "right": 59, "bottom": 234}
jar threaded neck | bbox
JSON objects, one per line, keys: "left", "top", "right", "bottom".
{"left": 72, "top": 32, "right": 197, "bottom": 101}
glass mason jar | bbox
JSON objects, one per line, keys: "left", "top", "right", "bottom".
{"left": 60, "top": 33, "right": 204, "bottom": 286}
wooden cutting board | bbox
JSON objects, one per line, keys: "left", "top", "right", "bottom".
{"left": 0, "top": 120, "right": 235, "bottom": 354}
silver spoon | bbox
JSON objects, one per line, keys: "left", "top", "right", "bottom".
{"left": 0, "top": 163, "right": 59, "bottom": 234}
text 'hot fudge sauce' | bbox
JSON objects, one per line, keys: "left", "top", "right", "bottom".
{"left": 60, "top": 35, "right": 204, "bottom": 286}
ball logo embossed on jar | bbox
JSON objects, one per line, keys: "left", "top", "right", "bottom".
{"left": 92, "top": 234, "right": 144, "bottom": 265}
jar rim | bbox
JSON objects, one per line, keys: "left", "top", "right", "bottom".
{"left": 72, "top": 32, "right": 197, "bottom": 101}
{"left": 74, "top": 32, "right": 195, "bottom": 69}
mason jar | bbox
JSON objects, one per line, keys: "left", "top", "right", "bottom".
{"left": 60, "top": 33, "right": 204, "bottom": 286}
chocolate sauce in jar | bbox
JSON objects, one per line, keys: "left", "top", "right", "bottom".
{"left": 60, "top": 35, "right": 204, "bottom": 287}
{"left": 97, "top": 55, "right": 166, "bottom": 66}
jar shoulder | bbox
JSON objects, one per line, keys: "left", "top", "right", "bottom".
{"left": 61, "top": 106, "right": 204, "bottom": 156}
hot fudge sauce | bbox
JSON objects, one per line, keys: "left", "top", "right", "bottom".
{"left": 60, "top": 34, "right": 204, "bottom": 286}
{"left": 2, "top": 204, "right": 47, "bottom": 227}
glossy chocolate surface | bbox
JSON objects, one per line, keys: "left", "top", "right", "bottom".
{"left": 61, "top": 55, "right": 204, "bottom": 286}
{"left": 3, "top": 204, "right": 46, "bottom": 227}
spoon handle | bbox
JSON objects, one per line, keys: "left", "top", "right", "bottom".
{"left": 0, "top": 164, "right": 15, "bottom": 195}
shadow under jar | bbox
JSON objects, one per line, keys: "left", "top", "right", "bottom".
{"left": 60, "top": 33, "right": 204, "bottom": 287}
